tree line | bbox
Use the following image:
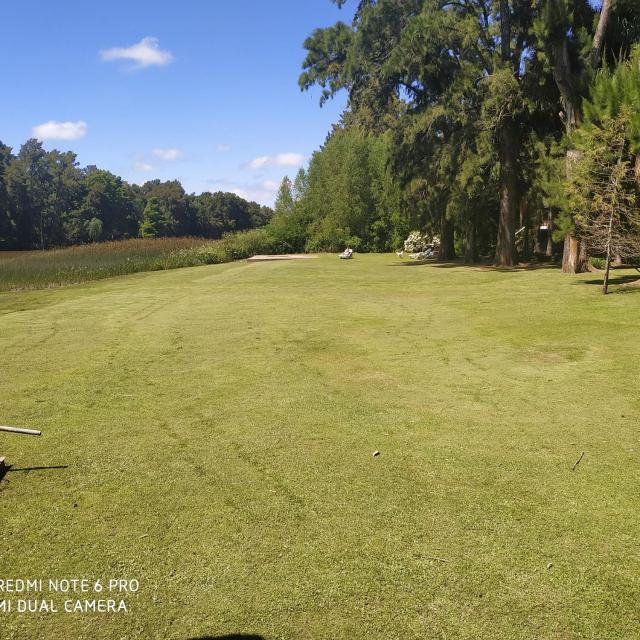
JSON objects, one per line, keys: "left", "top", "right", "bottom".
{"left": 0, "top": 139, "right": 272, "bottom": 250}
{"left": 268, "top": 0, "right": 640, "bottom": 274}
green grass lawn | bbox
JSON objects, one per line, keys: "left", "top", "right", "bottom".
{"left": 1, "top": 255, "right": 639, "bottom": 639}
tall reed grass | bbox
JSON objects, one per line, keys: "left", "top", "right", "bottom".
{"left": 0, "top": 229, "right": 277, "bottom": 291}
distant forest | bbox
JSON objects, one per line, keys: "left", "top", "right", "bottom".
{"left": 0, "top": 139, "right": 273, "bottom": 250}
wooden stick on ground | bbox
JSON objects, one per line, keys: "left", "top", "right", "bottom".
{"left": 572, "top": 451, "right": 585, "bottom": 471}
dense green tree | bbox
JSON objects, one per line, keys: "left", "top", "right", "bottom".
{"left": 208, "top": 191, "right": 257, "bottom": 232}
{"left": 0, "top": 142, "right": 15, "bottom": 248}
{"left": 568, "top": 111, "right": 640, "bottom": 293}
{"left": 5, "top": 139, "right": 53, "bottom": 249}
{"left": 45, "top": 150, "right": 85, "bottom": 246}
{"left": 67, "top": 170, "right": 136, "bottom": 242}
{"left": 275, "top": 176, "right": 295, "bottom": 215}
{"left": 287, "top": 125, "right": 404, "bottom": 252}
{"left": 247, "top": 200, "right": 273, "bottom": 229}
{"left": 192, "top": 191, "right": 269, "bottom": 238}
{"left": 266, "top": 176, "right": 310, "bottom": 252}
{"left": 193, "top": 192, "right": 227, "bottom": 238}
{"left": 292, "top": 168, "right": 308, "bottom": 202}
{"left": 86, "top": 217, "right": 104, "bottom": 242}
{"left": 142, "top": 180, "right": 196, "bottom": 236}
{"left": 140, "top": 199, "right": 169, "bottom": 238}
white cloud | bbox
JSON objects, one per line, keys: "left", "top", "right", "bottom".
{"left": 208, "top": 178, "right": 280, "bottom": 205}
{"left": 152, "top": 148, "right": 183, "bottom": 161}
{"left": 32, "top": 120, "right": 87, "bottom": 141}
{"left": 216, "top": 144, "right": 232, "bottom": 152}
{"left": 100, "top": 37, "right": 173, "bottom": 68}
{"left": 244, "top": 152, "right": 305, "bottom": 171}
{"left": 134, "top": 161, "right": 154, "bottom": 172}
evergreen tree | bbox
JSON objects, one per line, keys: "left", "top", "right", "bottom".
{"left": 140, "top": 199, "right": 169, "bottom": 238}
{"left": 275, "top": 176, "right": 295, "bottom": 215}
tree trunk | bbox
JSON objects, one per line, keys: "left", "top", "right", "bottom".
{"left": 591, "top": 0, "right": 613, "bottom": 69}
{"left": 603, "top": 241, "right": 612, "bottom": 295}
{"left": 602, "top": 196, "right": 615, "bottom": 294}
{"left": 438, "top": 215, "right": 456, "bottom": 261}
{"left": 603, "top": 256, "right": 611, "bottom": 294}
{"left": 551, "top": 39, "right": 582, "bottom": 130}
{"left": 495, "top": 0, "right": 518, "bottom": 268}
{"left": 519, "top": 200, "right": 530, "bottom": 261}
{"left": 495, "top": 121, "right": 519, "bottom": 267}
{"left": 534, "top": 216, "right": 543, "bottom": 255}
{"left": 464, "top": 217, "right": 477, "bottom": 264}
{"left": 545, "top": 217, "right": 554, "bottom": 257}
{"left": 562, "top": 149, "right": 586, "bottom": 272}
{"left": 562, "top": 234, "right": 588, "bottom": 274}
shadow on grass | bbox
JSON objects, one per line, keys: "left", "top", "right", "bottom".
{"left": 188, "top": 636, "right": 265, "bottom": 640}
{"left": 389, "top": 258, "right": 437, "bottom": 267}
{"left": 581, "top": 274, "right": 640, "bottom": 287}
{"left": 390, "top": 258, "right": 561, "bottom": 272}
{"left": 0, "top": 464, "right": 68, "bottom": 482}
{"left": 607, "top": 286, "right": 640, "bottom": 295}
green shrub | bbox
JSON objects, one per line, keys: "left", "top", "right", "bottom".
{"left": 219, "top": 228, "right": 275, "bottom": 259}
{"left": 589, "top": 256, "right": 606, "bottom": 270}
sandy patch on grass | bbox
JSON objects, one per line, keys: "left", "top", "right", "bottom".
{"left": 247, "top": 254, "right": 317, "bottom": 262}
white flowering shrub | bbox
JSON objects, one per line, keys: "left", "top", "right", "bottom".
{"left": 403, "top": 231, "right": 442, "bottom": 256}
{"left": 404, "top": 231, "right": 428, "bottom": 253}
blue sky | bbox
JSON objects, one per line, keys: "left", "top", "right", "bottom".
{"left": 1, "top": 1, "right": 353, "bottom": 205}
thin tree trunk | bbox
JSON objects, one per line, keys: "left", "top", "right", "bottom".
{"left": 603, "top": 210, "right": 614, "bottom": 294}
{"left": 534, "top": 215, "right": 543, "bottom": 255}
{"left": 545, "top": 216, "right": 554, "bottom": 257}
{"left": 519, "top": 200, "right": 530, "bottom": 260}
{"left": 603, "top": 162, "right": 621, "bottom": 294}
{"left": 495, "top": 121, "right": 519, "bottom": 267}
{"left": 464, "top": 216, "right": 477, "bottom": 264}
{"left": 603, "top": 256, "right": 611, "bottom": 294}
{"left": 591, "top": 0, "right": 613, "bottom": 69}
{"left": 438, "top": 215, "right": 456, "bottom": 261}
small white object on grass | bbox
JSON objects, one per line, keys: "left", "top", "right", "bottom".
{"left": 373, "top": 450, "right": 380, "bottom": 457}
